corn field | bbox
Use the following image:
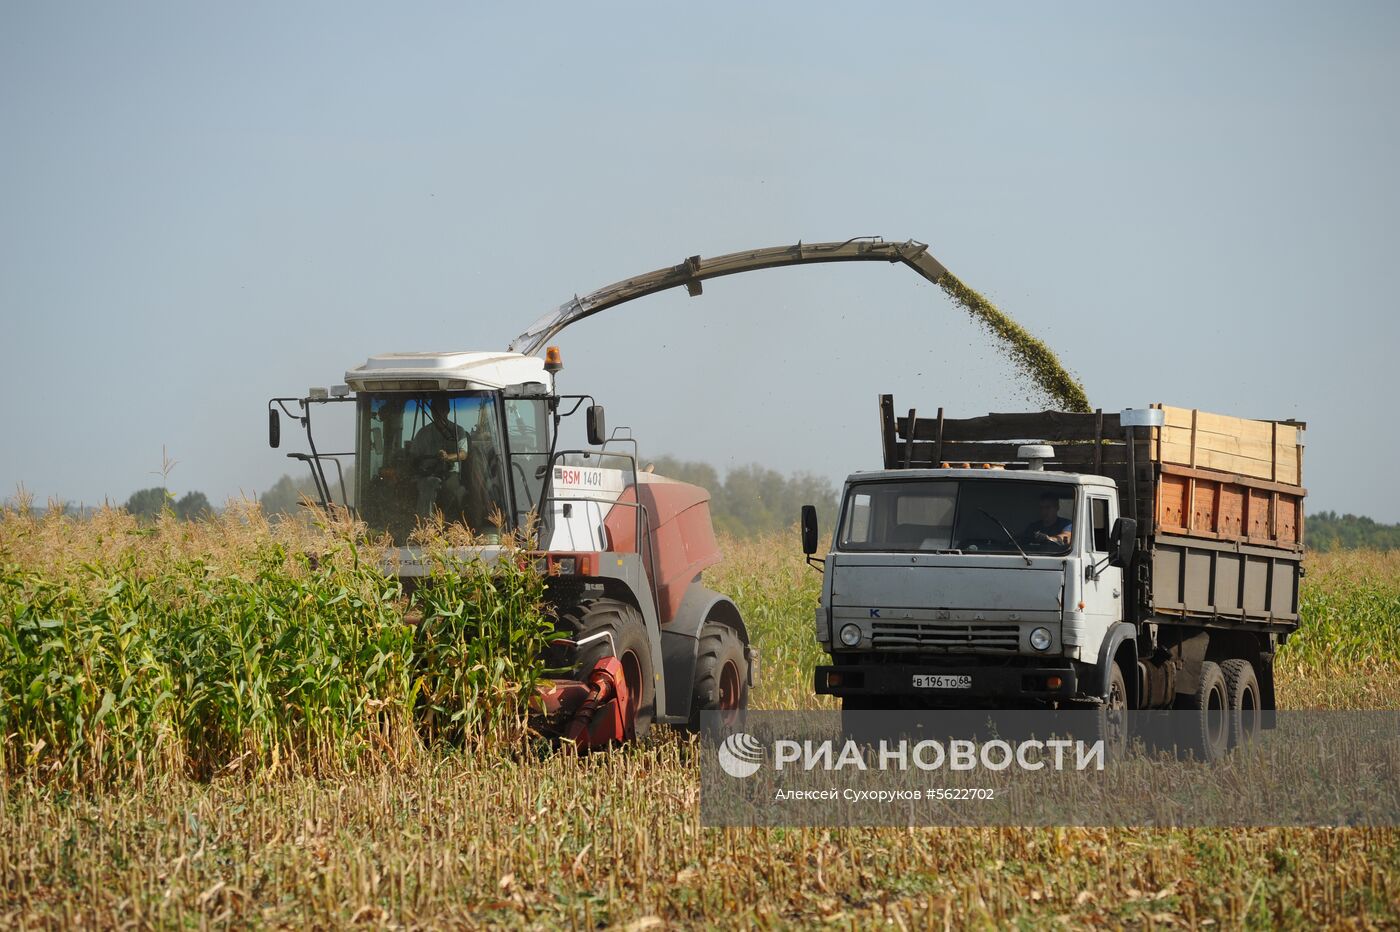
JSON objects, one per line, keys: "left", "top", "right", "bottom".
{"left": 1, "top": 503, "right": 1397, "bottom": 927}
{"left": 0, "top": 504, "right": 555, "bottom": 785}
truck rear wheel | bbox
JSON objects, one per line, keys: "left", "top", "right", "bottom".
{"left": 563, "top": 598, "right": 654, "bottom": 740}
{"left": 1219, "top": 658, "right": 1261, "bottom": 748}
{"left": 1175, "top": 660, "right": 1229, "bottom": 762}
{"left": 688, "top": 622, "right": 749, "bottom": 730}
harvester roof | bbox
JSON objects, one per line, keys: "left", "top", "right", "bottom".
{"left": 344, "top": 351, "right": 550, "bottom": 393}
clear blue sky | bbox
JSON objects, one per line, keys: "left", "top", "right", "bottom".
{"left": 2, "top": 2, "right": 1397, "bottom": 520}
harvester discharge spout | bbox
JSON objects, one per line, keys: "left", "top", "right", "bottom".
{"left": 508, "top": 237, "right": 947, "bottom": 356}
{"left": 508, "top": 235, "right": 1090, "bottom": 413}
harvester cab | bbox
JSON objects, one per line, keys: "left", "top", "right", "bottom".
{"left": 267, "top": 346, "right": 756, "bottom": 748}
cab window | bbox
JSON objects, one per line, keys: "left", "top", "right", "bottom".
{"left": 1090, "top": 497, "right": 1110, "bottom": 553}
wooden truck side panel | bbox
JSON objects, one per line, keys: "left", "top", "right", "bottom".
{"left": 879, "top": 395, "right": 1305, "bottom": 629}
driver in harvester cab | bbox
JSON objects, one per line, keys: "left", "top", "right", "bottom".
{"left": 1022, "top": 491, "right": 1072, "bottom": 548}
{"left": 410, "top": 396, "right": 469, "bottom": 517}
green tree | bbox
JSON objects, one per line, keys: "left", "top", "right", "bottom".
{"left": 645, "top": 456, "right": 838, "bottom": 537}
{"left": 259, "top": 473, "right": 350, "bottom": 518}
{"left": 258, "top": 475, "right": 304, "bottom": 516}
{"left": 1306, "top": 511, "right": 1400, "bottom": 552}
{"left": 174, "top": 491, "right": 213, "bottom": 521}
{"left": 123, "top": 487, "right": 171, "bottom": 521}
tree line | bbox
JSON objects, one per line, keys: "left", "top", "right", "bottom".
{"left": 67, "top": 477, "right": 1400, "bottom": 550}
{"left": 1304, "top": 511, "right": 1400, "bottom": 553}
{"left": 643, "top": 456, "right": 837, "bottom": 538}
{"left": 113, "top": 459, "right": 835, "bottom": 536}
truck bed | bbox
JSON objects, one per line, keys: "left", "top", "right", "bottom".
{"left": 878, "top": 396, "right": 1306, "bottom": 630}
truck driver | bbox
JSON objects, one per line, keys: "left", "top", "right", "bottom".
{"left": 1022, "top": 492, "right": 1072, "bottom": 548}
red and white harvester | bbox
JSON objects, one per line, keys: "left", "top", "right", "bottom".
{"left": 268, "top": 237, "right": 951, "bottom": 745}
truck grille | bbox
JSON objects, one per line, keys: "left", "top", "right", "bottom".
{"left": 870, "top": 620, "right": 1021, "bottom": 653}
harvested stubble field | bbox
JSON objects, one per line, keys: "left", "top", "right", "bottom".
{"left": 1, "top": 506, "right": 1398, "bottom": 929}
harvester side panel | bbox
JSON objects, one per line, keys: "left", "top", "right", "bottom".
{"left": 604, "top": 477, "right": 721, "bottom": 625}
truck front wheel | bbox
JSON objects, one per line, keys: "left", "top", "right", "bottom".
{"left": 1094, "top": 662, "right": 1129, "bottom": 758}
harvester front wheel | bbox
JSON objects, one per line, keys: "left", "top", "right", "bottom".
{"left": 688, "top": 623, "right": 749, "bottom": 730}
{"left": 564, "top": 598, "right": 655, "bottom": 740}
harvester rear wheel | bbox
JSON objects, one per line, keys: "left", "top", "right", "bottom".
{"left": 563, "top": 598, "right": 654, "bottom": 739}
{"left": 688, "top": 623, "right": 748, "bottom": 730}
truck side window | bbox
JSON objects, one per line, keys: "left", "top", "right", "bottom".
{"left": 845, "top": 492, "right": 873, "bottom": 543}
{"left": 1091, "top": 497, "right": 1110, "bottom": 553}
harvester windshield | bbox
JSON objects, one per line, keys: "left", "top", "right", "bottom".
{"left": 355, "top": 391, "right": 512, "bottom": 542}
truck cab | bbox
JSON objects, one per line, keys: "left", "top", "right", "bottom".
{"left": 809, "top": 462, "right": 1134, "bottom": 709}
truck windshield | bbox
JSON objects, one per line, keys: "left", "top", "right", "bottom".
{"left": 355, "top": 391, "right": 510, "bottom": 543}
{"left": 838, "top": 478, "right": 1076, "bottom": 555}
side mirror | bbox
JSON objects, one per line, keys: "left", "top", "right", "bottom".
{"left": 268, "top": 409, "right": 281, "bottom": 448}
{"left": 1109, "top": 517, "right": 1138, "bottom": 567}
{"left": 801, "top": 505, "right": 819, "bottom": 556}
{"left": 586, "top": 405, "right": 607, "bottom": 446}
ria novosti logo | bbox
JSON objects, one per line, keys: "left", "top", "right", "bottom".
{"left": 717, "top": 732, "right": 765, "bottom": 778}
{"left": 716, "top": 732, "right": 1106, "bottom": 778}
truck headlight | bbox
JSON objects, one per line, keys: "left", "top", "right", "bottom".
{"left": 839, "top": 624, "right": 862, "bottom": 647}
{"left": 1029, "top": 627, "right": 1052, "bottom": 651}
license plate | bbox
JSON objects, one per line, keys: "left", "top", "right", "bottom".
{"left": 912, "top": 674, "right": 972, "bottom": 690}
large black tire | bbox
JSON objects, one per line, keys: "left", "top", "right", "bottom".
{"left": 1174, "top": 660, "right": 1229, "bottom": 762}
{"left": 1091, "top": 661, "right": 1130, "bottom": 760}
{"left": 687, "top": 622, "right": 749, "bottom": 730}
{"left": 1220, "top": 658, "right": 1262, "bottom": 748}
{"left": 560, "top": 598, "right": 654, "bottom": 740}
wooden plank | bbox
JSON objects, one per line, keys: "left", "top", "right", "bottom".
{"left": 1162, "top": 406, "right": 1299, "bottom": 447}
{"left": 1277, "top": 496, "right": 1299, "bottom": 545}
{"left": 909, "top": 410, "right": 1120, "bottom": 442}
{"left": 1187, "top": 409, "right": 1198, "bottom": 532}
{"left": 1159, "top": 442, "right": 1300, "bottom": 485}
{"left": 1152, "top": 404, "right": 1163, "bottom": 462}
{"left": 1189, "top": 409, "right": 1198, "bottom": 468}
{"left": 1192, "top": 479, "right": 1219, "bottom": 534}
{"left": 933, "top": 407, "right": 945, "bottom": 467}
{"left": 1247, "top": 489, "right": 1271, "bottom": 539}
{"left": 1218, "top": 485, "right": 1246, "bottom": 538}
{"left": 1093, "top": 409, "right": 1103, "bottom": 473}
{"left": 897, "top": 440, "right": 1144, "bottom": 467}
{"left": 902, "top": 409, "right": 917, "bottom": 468}
{"left": 1161, "top": 462, "right": 1305, "bottom": 496}
{"left": 903, "top": 404, "right": 1302, "bottom": 476}
{"left": 879, "top": 395, "right": 897, "bottom": 468}
{"left": 1160, "top": 425, "right": 1301, "bottom": 465}
{"left": 1159, "top": 474, "right": 1189, "bottom": 532}
{"left": 1270, "top": 421, "right": 1278, "bottom": 484}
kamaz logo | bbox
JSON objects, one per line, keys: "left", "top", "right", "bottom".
{"left": 869, "top": 609, "right": 881, "bottom": 619}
